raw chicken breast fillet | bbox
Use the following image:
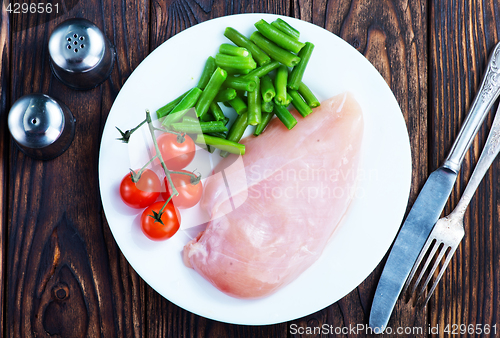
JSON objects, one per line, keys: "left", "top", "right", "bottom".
{"left": 183, "top": 92, "right": 364, "bottom": 298}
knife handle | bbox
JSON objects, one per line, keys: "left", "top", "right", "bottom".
{"left": 444, "top": 41, "right": 500, "bottom": 173}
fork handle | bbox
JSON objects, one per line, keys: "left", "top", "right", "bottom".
{"left": 452, "top": 102, "right": 500, "bottom": 216}
{"left": 444, "top": 42, "right": 500, "bottom": 173}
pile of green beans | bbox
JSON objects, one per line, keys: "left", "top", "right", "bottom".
{"left": 154, "top": 18, "right": 321, "bottom": 155}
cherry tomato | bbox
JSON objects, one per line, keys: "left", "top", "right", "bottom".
{"left": 120, "top": 169, "right": 161, "bottom": 208}
{"left": 162, "top": 170, "right": 203, "bottom": 209}
{"left": 140, "top": 200, "right": 181, "bottom": 241}
{"left": 155, "top": 133, "right": 195, "bottom": 170}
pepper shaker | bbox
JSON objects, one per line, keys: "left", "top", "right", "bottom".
{"left": 8, "top": 93, "right": 76, "bottom": 160}
{"left": 48, "top": 18, "right": 115, "bottom": 90}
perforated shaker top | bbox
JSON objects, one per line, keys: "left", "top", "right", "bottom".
{"left": 48, "top": 18, "right": 106, "bottom": 73}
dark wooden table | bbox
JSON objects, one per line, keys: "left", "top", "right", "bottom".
{"left": 1, "top": 0, "right": 499, "bottom": 337}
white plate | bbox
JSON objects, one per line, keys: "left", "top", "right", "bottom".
{"left": 98, "top": 14, "right": 411, "bottom": 325}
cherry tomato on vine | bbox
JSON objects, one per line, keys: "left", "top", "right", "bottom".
{"left": 140, "top": 200, "right": 181, "bottom": 241}
{"left": 162, "top": 170, "right": 203, "bottom": 209}
{"left": 120, "top": 169, "right": 161, "bottom": 208}
{"left": 155, "top": 133, "right": 195, "bottom": 170}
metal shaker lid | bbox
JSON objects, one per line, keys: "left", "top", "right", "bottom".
{"left": 48, "top": 18, "right": 106, "bottom": 73}
{"left": 8, "top": 93, "right": 65, "bottom": 149}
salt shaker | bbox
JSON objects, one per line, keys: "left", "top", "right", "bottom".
{"left": 48, "top": 18, "right": 115, "bottom": 90}
{"left": 8, "top": 94, "right": 76, "bottom": 160}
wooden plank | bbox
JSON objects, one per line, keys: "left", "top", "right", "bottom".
{"left": 6, "top": 0, "right": 149, "bottom": 336}
{"left": 289, "top": 0, "right": 429, "bottom": 337}
{"left": 429, "top": 1, "right": 500, "bottom": 336}
{"left": 0, "top": 3, "right": 9, "bottom": 338}
{"left": 99, "top": 0, "right": 151, "bottom": 337}
{"left": 146, "top": 1, "right": 291, "bottom": 337}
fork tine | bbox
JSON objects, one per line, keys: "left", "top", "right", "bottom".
{"left": 416, "top": 243, "right": 449, "bottom": 302}
{"left": 402, "top": 237, "right": 436, "bottom": 296}
{"left": 409, "top": 239, "right": 440, "bottom": 295}
{"left": 420, "top": 244, "right": 459, "bottom": 306}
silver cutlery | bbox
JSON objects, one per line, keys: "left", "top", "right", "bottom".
{"left": 369, "top": 41, "right": 500, "bottom": 333}
{"left": 8, "top": 93, "right": 76, "bottom": 160}
{"left": 403, "top": 102, "right": 500, "bottom": 306}
{"left": 48, "top": 18, "right": 115, "bottom": 90}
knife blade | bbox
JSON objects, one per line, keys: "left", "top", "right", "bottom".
{"left": 369, "top": 167, "right": 456, "bottom": 332}
{"left": 369, "top": 41, "right": 500, "bottom": 333}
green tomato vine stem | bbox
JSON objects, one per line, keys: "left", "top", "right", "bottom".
{"left": 148, "top": 194, "right": 174, "bottom": 225}
{"left": 159, "top": 194, "right": 173, "bottom": 215}
{"left": 146, "top": 110, "right": 179, "bottom": 199}
{"left": 117, "top": 110, "right": 203, "bottom": 222}
{"left": 130, "top": 156, "right": 157, "bottom": 182}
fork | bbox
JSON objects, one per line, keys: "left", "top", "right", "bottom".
{"left": 403, "top": 102, "right": 500, "bottom": 306}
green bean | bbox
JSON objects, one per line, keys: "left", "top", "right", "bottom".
{"left": 219, "top": 43, "right": 251, "bottom": 57}
{"left": 197, "top": 112, "right": 223, "bottom": 123}
{"left": 273, "top": 102, "right": 297, "bottom": 130}
{"left": 224, "top": 27, "right": 271, "bottom": 66}
{"left": 207, "top": 131, "right": 227, "bottom": 138}
{"left": 222, "top": 117, "right": 230, "bottom": 125}
{"left": 271, "top": 18, "right": 300, "bottom": 40}
{"left": 274, "top": 65, "right": 288, "bottom": 105}
{"left": 161, "top": 87, "right": 202, "bottom": 127}
{"left": 238, "top": 91, "right": 248, "bottom": 103}
{"left": 196, "top": 134, "right": 245, "bottom": 155}
{"left": 243, "top": 60, "right": 280, "bottom": 79}
{"left": 220, "top": 112, "right": 249, "bottom": 157}
{"left": 172, "top": 121, "right": 228, "bottom": 134}
{"left": 224, "top": 75, "right": 257, "bottom": 91}
{"left": 161, "top": 107, "right": 194, "bottom": 127}
{"left": 262, "top": 100, "right": 274, "bottom": 113}
{"left": 261, "top": 74, "right": 275, "bottom": 102}
{"left": 215, "top": 53, "right": 257, "bottom": 70}
{"left": 214, "top": 88, "right": 237, "bottom": 102}
{"left": 169, "top": 87, "right": 203, "bottom": 115}
{"left": 156, "top": 89, "right": 190, "bottom": 119}
{"left": 248, "top": 77, "right": 261, "bottom": 125}
{"left": 209, "top": 101, "right": 226, "bottom": 121}
{"left": 288, "top": 89, "right": 312, "bottom": 117}
{"left": 254, "top": 19, "right": 305, "bottom": 54}
{"left": 250, "top": 32, "right": 301, "bottom": 68}
{"left": 223, "top": 67, "right": 251, "bottom": 75}
{"left": 288, "top": 42, "right": 314, "bottom": 90}
{"left": 197, "top": 56, "right": 216, "bottom": 89}
{"left": 195, "top": 67, "right": 227, "bottom": 118}
{"left": 228, "top": 112, "right": 249, "bottom": 140}
{"left": 254, "top": 112, "right": 274, "bottom": 136}
{"left": 200, "top": 112, "right": 215, "bottom": 122}
{"left": 182, "top": 116, "right": 199, "bottom": 124}
{"left": 298, "top": 81, "right": 320, "bottom": 108}
{"left": 228, "top": 95, "right": 248, "bottom": 115}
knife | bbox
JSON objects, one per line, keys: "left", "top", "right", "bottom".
{"left": 369, "top": 41, "right": 500, "bottom": 333}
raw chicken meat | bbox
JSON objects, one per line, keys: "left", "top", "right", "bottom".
{"left": 183, "top": 92, "right": 364, "bottom": 298}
